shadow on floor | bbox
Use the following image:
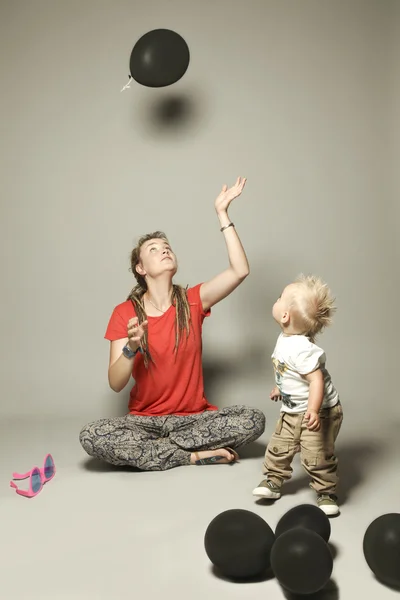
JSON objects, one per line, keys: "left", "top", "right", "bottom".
{"left": 373, "top": 573, "right": 400, "bottom": 592}
{"left": 327, "top": 542, "right": 338, "bottom": 559}
{"left": 281, "top": 578, "right": 339, "bottom": 600}
{"left": 210, "top": 566, "right": 338, "bottom": 599}
{"left": 237, "top": 440, "right": 266, "bottom": 459}
{"left": 335, "top": 439, "right": 386, "bottom": 503}
{"left": 210, "top": 564, "right": 275, "bottom": 584}
{"left": 81, "top": 458, "right": 143, "bottom": 473}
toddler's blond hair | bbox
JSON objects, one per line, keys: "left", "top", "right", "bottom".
{"left": 290, "top": 274, "right": 336, "bottom": 342}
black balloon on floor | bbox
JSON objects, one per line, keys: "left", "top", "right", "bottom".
{"left": 271, "top": 528, "right": 333, "bottom": 595}
{"left": 204, "top": 509, "right": 275, "bottom": 579}
{"left": 363, "top": 513, "right": 400, "bottom": 589}
{"left": 129, "top": 29, "right": 190, "bottom": 88}
{"left": 275, "top": 503, "right": 331, "bottom": 543}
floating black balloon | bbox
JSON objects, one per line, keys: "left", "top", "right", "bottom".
{"left": 363, "top": 513, "right": 400, "bottom": 589}
{"left": 275, "top": 503, "right": 331, "bottom": 543}
{"left": 271, "top": 528, "right": 333, "bottom": 595}
{"left": 129, "top": 29, "right": 190, "bottom": 88}
{"left": 204, "top": 509, "right": 275, "bottom": 579}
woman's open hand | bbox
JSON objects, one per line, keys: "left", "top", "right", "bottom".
{"left": 127, "top": 317, "right": 148, "bottom": 350}
{"left": 214, "top": 176, "right": 246, "bottom": 215}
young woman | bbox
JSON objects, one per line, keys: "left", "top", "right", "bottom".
{"left": 79, "top": 177, "right": 265, "bottom": 470}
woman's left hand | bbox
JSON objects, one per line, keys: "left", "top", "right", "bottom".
{"left": 214, "top": 176, "right": 247, "bottom": 215}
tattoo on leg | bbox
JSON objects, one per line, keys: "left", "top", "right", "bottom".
{"left": 195, "top": 455, "right": 224, "bottom": 465}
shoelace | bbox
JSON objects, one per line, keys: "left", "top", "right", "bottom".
{"left": 318, "top": 494, "right": 337, "bottom": 501}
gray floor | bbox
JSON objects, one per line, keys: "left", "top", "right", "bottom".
{"left": 1, "top": 411, "right": 399, "bottom": 600}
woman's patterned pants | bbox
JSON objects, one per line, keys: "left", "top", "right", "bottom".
{"left": 79, "top": 405, "right": 265, "bottom": 471}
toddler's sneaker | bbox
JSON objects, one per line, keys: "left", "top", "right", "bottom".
{"left": 252, "top": 479, "right": 281, "bottom": 499}
{"left": 317, "top": 493, "right": 340, "bottom": 516}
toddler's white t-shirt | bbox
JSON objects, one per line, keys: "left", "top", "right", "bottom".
{"left": 272, "top": 333, "right": 339, "bottom": 414}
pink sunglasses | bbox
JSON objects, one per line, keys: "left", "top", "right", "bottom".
{"left": 10, "top": 453, "right": 56, "bottom": 498}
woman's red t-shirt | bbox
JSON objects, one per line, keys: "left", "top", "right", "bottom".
{"left": 104, "top": 283, "right": 218, "bottom": 416}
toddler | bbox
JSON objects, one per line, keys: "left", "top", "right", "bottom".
{"left": 252, "top": 274, "right": 343, "bottom": 516}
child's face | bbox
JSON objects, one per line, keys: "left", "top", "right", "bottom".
{"left": 272, "top": 284, "right": 297, "bottom": 325}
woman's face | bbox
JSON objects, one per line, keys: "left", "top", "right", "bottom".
{"left": 136, "top": 238, "right": 178, "bottom": 280}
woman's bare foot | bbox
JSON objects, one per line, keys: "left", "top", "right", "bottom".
{"left": 190, "top": 448, "right": 239, "bottom": 465}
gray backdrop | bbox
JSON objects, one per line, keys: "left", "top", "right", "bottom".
{"left": 1, "top": 0, "right": 398, "bottom": 425}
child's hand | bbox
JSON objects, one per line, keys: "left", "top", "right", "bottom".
{"left": 270, "top": 387, "right": 281, "bottom": 402}
{"left": 304, "top": 410, "right": 321, "bottom": 431}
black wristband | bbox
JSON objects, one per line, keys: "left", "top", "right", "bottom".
{"left": 122, "top": 344, "right": 142, "bottom": 359}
